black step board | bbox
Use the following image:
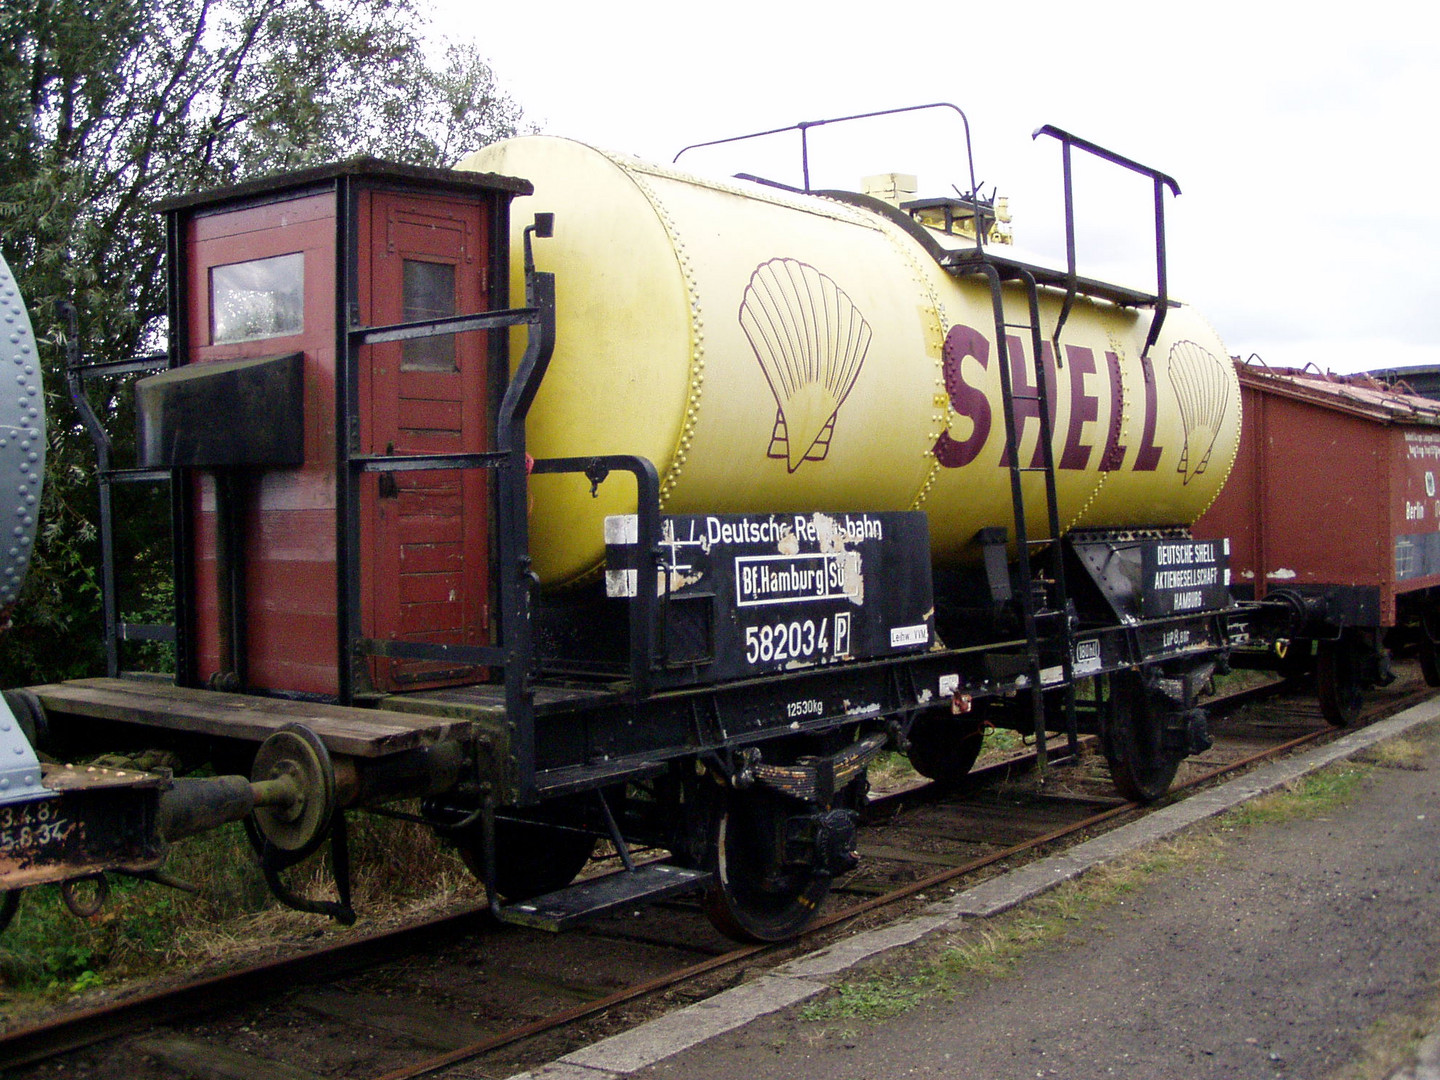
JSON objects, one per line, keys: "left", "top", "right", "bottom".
{"left": 500, "top": 864, "right": 711, "bottom": 932}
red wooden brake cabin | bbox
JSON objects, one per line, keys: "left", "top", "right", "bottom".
{"left": 142, "top": 159, "right": 533, "bottom": 700}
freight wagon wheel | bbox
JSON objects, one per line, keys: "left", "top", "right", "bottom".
{"left": 1419, "top": 638, "right": 1440, "bottom": 688}
{"left": 455, "top": 820, "right": 597, "bottom": 902}
{"left": 905, "top": 707, "right": 986, "bottom": 782}
{"left": 1276, "top": 643, "right": 1313, "bottom": 689}
{"left": 1100, "top": 672, "right": 1178, "bottom": 804}
{"left": 249, "top": 725, "right": 337, "bottom": 858}
{"left": 705, "top": 787, "right": 834, "bottom": 942}
{"left": 1316, "top": 634, "right": 1365, "bottom": 727}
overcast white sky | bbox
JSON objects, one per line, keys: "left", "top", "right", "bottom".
{"left": 432, "top": 0, "right": 1437, "bottom": 374}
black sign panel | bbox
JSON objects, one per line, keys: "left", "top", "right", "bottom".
{"left": 608, "top": 511, "right": 934, "bottom": 682}
{"left": 1139, "top": 539, "right": 1230, "bottom": 618}
{"left": 1070, "top": 533, "right": 1232, "bottom": 623}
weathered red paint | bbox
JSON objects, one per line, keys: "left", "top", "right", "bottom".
{"left": 187, "top": 193, "right": 339, "bottom": 695}
{"left": 184, "top": 186, "right": 498, "bottom": 696}
{"left": 359, "top": 190, "right": 493, "bottom": 691}
{"left": 1193, "top": 365, "right": 1440, "bottom": 627}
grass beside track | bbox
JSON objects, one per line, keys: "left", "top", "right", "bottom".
{"left": 0, "top": 807, "right": 480, "bottom": 1024}
{"left": 801, "top": 758, "right": 1378, "bottom": 1027}
{"left": 0, "top": 726, "right": 1029, "bottom": 1025}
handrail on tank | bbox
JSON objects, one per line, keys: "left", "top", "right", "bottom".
{"left": 529, "top": 454, "right": 661, "bottom": 701}
{"left": 489, "top": 221, "right": 661, "bottom": 797}
{"left": 672, "top": 103, "right": 982, "bottom": 209}
{"left": 1031, "top": 125, "right": 1181, "bottom": 358}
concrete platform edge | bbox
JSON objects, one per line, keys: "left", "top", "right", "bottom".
{"left": 503, "top": 697, "right": 1440, "bottom": 1080}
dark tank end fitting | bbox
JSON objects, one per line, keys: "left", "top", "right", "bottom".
{"left": 1259, "top": 589, "right": 1331, "bottom": 638}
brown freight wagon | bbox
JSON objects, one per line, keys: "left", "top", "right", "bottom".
{"left": 1192, "top": 361, "right": 1440, "bottom": 723}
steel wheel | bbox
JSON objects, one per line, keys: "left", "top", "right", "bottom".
{"left": 705, "top": 788, "right": 832, "bottom": 943}
{"left": 905, "top": 707, "right": 986, "bottom": 782}
{"left": 1100, "top": 672, "right": 1179, "bottom": 803}
{"left": 1420, "top": 637, "right": 1440, "bottom": 688}
{"left": 1316, "top": 634, "right": 1364, "bottom": 727}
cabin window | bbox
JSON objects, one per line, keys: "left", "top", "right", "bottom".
{"left": 401, "top": 259, "right": 457, "bottom": 372}
{"left": 210, "top": 252, "right": 305, "bottom": 344}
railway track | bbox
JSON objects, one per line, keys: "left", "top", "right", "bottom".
{"left": 5, "top": 669, "right": 1430, "bottom": 1080}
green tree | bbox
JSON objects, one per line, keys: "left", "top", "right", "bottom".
{"left": 0, "top": 0, "right": 522, "bottom": 684}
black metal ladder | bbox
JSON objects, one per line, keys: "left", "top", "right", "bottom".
{"left": 977, "top": 265, "right": 1079, "bottom": 772}
{"left": 947, "top": 126, "right": 1182, "bottom": 773}
{"left": 59, "top": 303, "right": 177, "bottom": 679}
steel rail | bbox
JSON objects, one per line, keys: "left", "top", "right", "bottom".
{"left": 2, "top": 678, "right": 1422, "bottom": 1074}
{"left": 366, "top": 681, "right": 1433, "bottom": 1080}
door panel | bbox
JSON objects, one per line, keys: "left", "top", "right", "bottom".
{"left": 362, "top": 193, "right": 491, "bottom": 690}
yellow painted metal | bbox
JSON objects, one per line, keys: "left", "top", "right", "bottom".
{"left": 457, "top": 137, "right": 1239, "bottom": 586}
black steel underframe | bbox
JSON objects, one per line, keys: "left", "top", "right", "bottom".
{"left": 523, "top": 604, "right": 1252, "bottom": 800}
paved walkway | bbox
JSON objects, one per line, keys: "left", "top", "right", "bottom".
{"left": 508, "top": 698, "right": 1440, "bottom": 1080}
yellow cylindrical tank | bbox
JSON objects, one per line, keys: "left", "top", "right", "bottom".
{"left": 456, "top": 137, "right": 1239, "bottom": 586}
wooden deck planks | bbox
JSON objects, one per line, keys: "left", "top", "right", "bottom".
{"left": 30, "top": 678, "right": 474, "bottom": 757}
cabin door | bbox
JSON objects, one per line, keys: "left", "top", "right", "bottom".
{"left": 361, "top": 192, "right": 492, "bottom": 691}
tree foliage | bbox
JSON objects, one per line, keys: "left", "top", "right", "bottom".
{"left": 0, "top": 0, "right": 523, "bottom": 684}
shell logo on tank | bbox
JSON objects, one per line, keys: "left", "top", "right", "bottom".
{"left": 1167, "top": 341, "right": 1230, "bottom": 484}
{"left": 739, "top": 258, "right": 872, "bottom": 472}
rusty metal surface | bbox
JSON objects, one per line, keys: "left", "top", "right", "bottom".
{"left": 0, "top": 765, "right": 166, "bottom": 890}
{"left": 1236, "top": 362, "right": 1440, "bottom": 426}
{"left": 39, "top": 762, "right": 165, "bottom": 793}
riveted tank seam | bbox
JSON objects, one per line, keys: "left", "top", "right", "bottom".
{"left": 816, "top": 196, "right": 951, "bottom": 514}
{"left": 1066, "top": 325, "right": 1137, "bottom": 529}
{"left": 1067, "top": 307, "right": 1243, "bottom": 531}
{"left": 1178, "top": 304, "right": 1243, "bottom": 523}
{"left": 598, "top": 150, "right": 705, "bottom": 512}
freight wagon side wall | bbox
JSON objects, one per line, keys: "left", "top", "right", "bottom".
{"left": 1387, "top": 424, "right": 1440, "bottom": 602}
{"left": 1195, "top": 380, "right": 1410, "bottom": 625}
